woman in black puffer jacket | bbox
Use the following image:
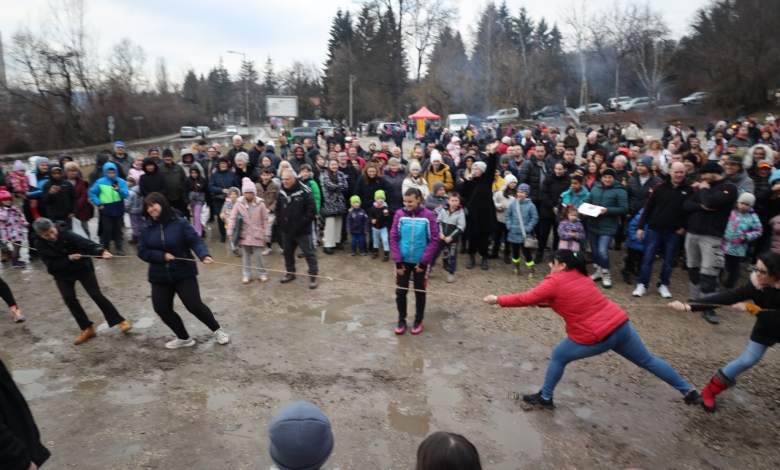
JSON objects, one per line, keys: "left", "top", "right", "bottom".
{"left": 537, "top": 162, "right": 571, "bottom": 263}
{"left": 138, "top": 193, "right": 229, "bottom": 349}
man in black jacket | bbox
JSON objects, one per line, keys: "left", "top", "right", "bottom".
{"left": 42, "top": 164, "right": 78, "bottom": 229}
{"left": 277, "top": 170, "right": 318, "bottom": 289}
{"left": 633, "top": 162, "right": 693, "bottom": 299}
{"left": 226, "top": 135, "right": 248, "bottom": 166}
{"left": 518, "top": 143, "right": 548, "bottom": 206}
{"left": 626, "top": 156, "right": 662, "bottom": 219}
{"left": 682, "top": 161, "right": 739, "bottom": 324}
{"left": 247, "top": 139, "right": 266, "bottom": 173}
{"left": 0, "top": 359, "right": 50, "bottom": 470}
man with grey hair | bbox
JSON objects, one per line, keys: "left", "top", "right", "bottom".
{"left": 33, "top": 218, "right": 130, "bottom": 345}
{"left": 277, "top": 169, "right": 319, "bottom": 289}
{"left": 227, "top": 134, "right": 247, "bottom": 166}
{"left": 303, "top": 138, "right": 320, "bottom": 162}
{"left": 581, "top": 131, "right": 603, "bottom": 158}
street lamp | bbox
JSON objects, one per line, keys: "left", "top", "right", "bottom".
{"left": 349, "top": 75, "right": 356, "bottom": 130}
{"left": 228, "top": 50, "right": 250, "bottom": 129}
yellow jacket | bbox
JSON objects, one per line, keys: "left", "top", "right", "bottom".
{"left": 424, "top": 163, "right": 454, "bottom": 192}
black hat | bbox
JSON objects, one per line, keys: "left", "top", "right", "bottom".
{"left": 601, "top": 168, "right": 617, "bottom": 177}
{"left": 700, "top": 161, "right": 724, "bottom": 175}
{"left": 162, "top": 148, "right": 174, "bottom": 158}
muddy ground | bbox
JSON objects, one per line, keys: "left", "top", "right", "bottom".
{"left": 1, "top": 221, "right": 779, "bottom": 470}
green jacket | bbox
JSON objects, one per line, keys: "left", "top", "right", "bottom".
{"left": 158, "top": 163, "right": 186, "bottom": 201}
{"left": 584, "top": 182, "right": 628, "bottom": 236}
{"left": 303, "top": 178, "right": 321, "bottom": 214}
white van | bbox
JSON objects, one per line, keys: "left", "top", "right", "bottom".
{"left": 446, "top": 114, "right": 469, "bottom": 131}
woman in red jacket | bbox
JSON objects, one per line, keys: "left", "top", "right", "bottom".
{"left": 483, "top": 249, "right": 702, "bottom": 409}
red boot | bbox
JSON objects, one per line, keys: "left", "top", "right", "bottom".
{"left": 701, "top": 369, "right": 734, "bottom": 412}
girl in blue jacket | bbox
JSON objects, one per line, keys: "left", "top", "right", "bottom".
{"left": 137, "top": 193, "right": 229, "bottom": 349}
{"left": 390, "top": 187, "right": 439, "bottom": 335}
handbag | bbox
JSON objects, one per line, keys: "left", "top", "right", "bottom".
{"left": 515, "top": 200, "right": 539, "bottom": 249}
{"left": 232, "top": 213, "right": 243, "bottom": 247}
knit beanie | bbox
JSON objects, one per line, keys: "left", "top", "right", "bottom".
{"left": 36, "top": 157, "right": 50, "bottom": 167}
{"left": 13, "top": 160, "right": 25, "bottom": 172}
{"left": 430, "top": 150, "right": 442, "bottom": 163}
{"left": 114, "top": 141, "right": 125, "bottom": 149}
{"left": 388, "top": 157, "right": 400, "bottom": 166}
{"left": 473, "top": 161, "right": 487, "bottom": 173}
{"left": 241, "top": 177, "right": 255, "bottom": 194}
{"left": 228, "top": 187, "right": 241, "bottom": 196}
{"left": 350, "top": 195, "right": 361, "bottom": 205}
{"left": 517, "top": 183, "right": 531, "bottom": 196}
{"left": 374, "top": 189, "right": 386, "bottom": 201}
{"left": 502, "top": 173, "right": 518, "bottom": 188}
{"left": 601, "top": 168, "right": 617, "bottom": 178}
{"left": 738, "top": 192, "right": 756, "bottom": 207}
{"left": 162, "top": 149, "right": 174, "bottom": 158}
{"left": 500, "top": 154, "right": 512, "bottom": 163}
{"left": 268, "top": 401, "right": 334, "bottom": 470}
{"left": 408, "top": 160, "right": 422, "bottom": 173}
{"left": 0, "top": 187, "right": 12, "bottom": 201}
{"left": 638, "top": 156, "right": 653, "bottom": 170}
{"left": 432, "top": 181, "right": 446, "bottom": 195}
{"left": 700, "top": 161, "right": 724, "bottom": 175}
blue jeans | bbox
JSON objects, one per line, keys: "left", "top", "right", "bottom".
{"left": 541, "top": 321, "right": 693, "bottom": 399}
{"left": 372, "top": 227, "right": 389, "bottom": 252}
{"left": 638, "top": 230, "right": 682, "bottom": 287}
{"left": 722, "top": 340, "right": 768, "bottom": 380}
{"left": 588, "top": 234, "right": 613, "bottom": 269}
{"left": 351, "top": 233, "right": 365, "bottom": 252}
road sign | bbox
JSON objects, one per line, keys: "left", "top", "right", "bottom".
{"left": 108, "top": 116, "right": 115, "bottom": 123}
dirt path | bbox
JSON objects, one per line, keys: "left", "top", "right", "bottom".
{"left": 1, "top": 224, "right": 778, "bottom": 469}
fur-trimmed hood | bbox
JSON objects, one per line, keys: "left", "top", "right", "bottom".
{"left": 743, "top": 144, "right": 775, "bottom": 170}
{"left": 750, "top": 271, "right": 780, "bottom": 290}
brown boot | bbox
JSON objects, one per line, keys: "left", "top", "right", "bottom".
{"left": 74, "top": 326, "right": 96, "bottom": 345}
{"left": 118, "top": 320, "right": 132, "bottom": 333}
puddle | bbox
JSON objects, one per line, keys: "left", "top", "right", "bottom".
{"left": 207, "top": 392, "right": 237, "bottom": 411}
{"left": 108, "top": 390, "right": 157, "bottom": 405}
{"left": 412, "top": 357, "right": 425, "bottom": 373}
{"left": 375, "top": 329, "right": 397, "bottom": 341}
{"left": 76, "top": 379, "right": 108, "bottom": 391}
{"left": 346, "top": 322, "right": 361, "bottom": 331}
{"left": 428, "top": 377, "right": 461, "bottom": 407}
{"left": 520, "top": 362, "right": 534, "bottom": 371}
{"left": 575, "top": 407, "right": 593, "bottom": 419}
{"left": 12, "top": 368, "right": 45, "bottom": 385}
{"left": 188, "top": 392, "right": 207, "bottom": 406}
{"left": 489, "top": 410, "right": 543, "bottom": 464}
{"left": 133, "top": 317, "right": 156, "bottom": 329}
{"left": 388, "top": 402, "right": 430, "bottom": 437}
{"left": 22, "top": 383, "right": 48, "bottom": 400}
{"left": 120, "top": 443, "right": 142, "bottom": 456}
{"left": 287, "top": 295, "right": 363, "bottom": 324}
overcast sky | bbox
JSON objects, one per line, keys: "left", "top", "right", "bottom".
{"left": 1, "top": 0, "right": 706, "bottom": 84}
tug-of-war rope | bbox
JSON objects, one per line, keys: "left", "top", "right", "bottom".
{"left": 4, "top": 239, "right": 767, "bottom": 313}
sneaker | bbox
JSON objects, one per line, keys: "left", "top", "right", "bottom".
{"left": 11, "top": 258, "right": 25, "bottom": 268}
{"left": 214, "top": 328, "right": 230, "bottom": 345}
{"left": 262, "top": 248, "right": 272, "bottom": 255}
{"left": 280, "top": 273, "right": 297, "bottom": 284}
{"left": 700, "top": 310, "right": 720, "bottom": 325}
{"left": 522, "top": 391, "right": 556, "bottom": 410}
{"left": 351, "top": 251, "right": 356, "bottom": 256}
{"left": 233, "top": 249, "right": 241, "bottom": 257}
{"left": 165, "top": 337, "right": 196, "bottom": 349}
{"left": 74, "top": 326, "right": 97, "bottom": 345}
{"left": 11, "top": 308, "right": 25, "bottom": 323}
{"left": 446, "top": 273, "right": 455, "bottom": 283}
{"left": 632, "top": 284, "right": 647, "bottom": 297}
{"left": 601, "top": 270, "right": 612, "bottom": 288}
{"left": 658, "top": 285, "right": 672, "bottom": 298}
{"left": 360, "top": 251, "right": 367, "bottom": 256}
{"left": 622, "top": 271, "right": 632, "bottom": 284}
{"left": 297, "top": 252, "right": 305, "bottom": 258}
{"left": 527, "top": 268, "right": 536, "bottom": 281}
{"left": 684, "top": 390, "right": 703, "bottom": 405}
{"left": 590, "top": 265, "right": 602, "bottom": 281}
{"left": 116, "top": 250, "right": 125, "bottom": 256}
{"left": 118, "top": 320, "right": 132, "bottom": 333}
{"left": 395, "top": 320, "right": 407, "bottom": 334}
{"left": 309, "top": 277, "right": 318, "bottom": 289}
{"left": 259, "top": 275, "right": 268, "bottom": 283}
{"left": 371, "top": 252, "right": 379, "bottom": 259}
{"left": 411, "top": 320, "right": 423, "bottom": 334}
{"left": 242, "top": 277, "right": 250, "bottom": 284}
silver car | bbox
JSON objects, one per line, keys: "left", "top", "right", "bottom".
{"left": 180, "top": 126, "right": 198, "bottom": 138}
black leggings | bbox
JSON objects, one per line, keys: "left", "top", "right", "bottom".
{"left": 510, "top": 243, "right": 534, "bottom": 264}
{"left": 396, "top": 262, "right": 428, "bottom": 322}
{"left": 537, "top": 217, "right": 559, "bottom": 260}
{"left": 55, "top": 271, "right": 124, "bottom": 330}
{"left": 151, "top": 277, "right": 220, "bottom": 339}
{"left": 0, "top": 276, "right": 17, "bottom": 308}
{"left": 490, "top": 222, "right": 508, "bottom": 257}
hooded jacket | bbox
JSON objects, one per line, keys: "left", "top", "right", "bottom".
{"left": 182, "top": 168, "right": 207, "bottom": 206}
{"left": 539, "top": 172, "right": 571, "bottom": 219}
{"left": 138, "top": 214, "right": 210, "bottom": 284}
{"left": 255, "top": 179, "right": 280, "bottom": 212}
{"left": 381, "top": 167, "right": 407, "bottom": 213}
{"left": 320, "top": 170, "right": 348, "bottom": 217}
{"left": 683, "top": 177, "right": 739, "bottom": 237}
{"left": 626, "top": 173, "right": 663, "bottom": 216}
{"left": 227, "top": 196, "right": 270, "bottom": 247}
{"left": 35, "top": 223, "right": 104, "bottom": 281}
{"left": 69, "top": 175, "right": 92, "bottom": 221}
{"left": 436, "top": 204, "right": 466, "bottom": 241}
{"left": 584, "top": 182, "right": 628, "bottom": 236}
{"left": 88, "top": 153, "right": 125, "bottom": 185}
{"left": 159, "top": 160, "right": 186, "bottom": 201}
{"left": 139, "top": 157, "right": 168, "bottom": 197}
{"left": 208, "top": 166, "right": 239, "bottom": 202}
{"left": 346, "top": 207, "right": 370, "bottom": 234}
{"left": 42, "top": 165, "right": 78, "bottom": 219}
{"left": 112, "top": 152, "right": 133, "bottom": 176}
{"left": 124, "top": 185, "right": 144, "bottom": 215}
{"left": 178, "top": 153, "right": 204, "bottom": 177}
{"left": 559, "top": 186, "right": 590, "bottom": 209}
{"left": 277, "top": 179, "right": 317, "bottom": 237}
{"left": 505, "top": 198, "right": 539, "bottom": 244}
{"left": 89, "top": 162, "right": 130, "bottom": 217}
{"left": 390, "top": 204, "right": 439, "bottom": 266}
{"left": 423, "top": 163, "right": 454, "bottom": 193}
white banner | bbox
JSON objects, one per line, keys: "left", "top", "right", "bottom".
{"left": 266, "top": 96, "right": 299, "bottom": 118}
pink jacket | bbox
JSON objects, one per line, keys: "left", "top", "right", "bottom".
{"left": 770, "top": 215, "right": 780, "bottom": 253}
{"left": 227, "top": 196, "right": 270, "bottom": 247}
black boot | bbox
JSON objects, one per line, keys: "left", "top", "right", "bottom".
{"left": 522, "top": 391, "right": 555, "bottom": 410}
{"left": 382, "top": 251, "right": 389, "bottom": 262}
{"left": 504, "top": 251, "right": 511, "bottom": 264}
{"left": 622, "top": 271, "right": 632, "bottom": 284}
{"left": 371, "top": 251, "right": 379, "bottom": 259}
{"left": 481, "top": 257, "right": 489, "bottom": 270}
{"left": 466, "top": 255, "right": 476, "bottom": 269}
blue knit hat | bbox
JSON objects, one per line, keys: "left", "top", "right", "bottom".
{"left": 268, "top": 401, "right": 334, "bottom": 470}
{"left": 638, "top": 156, "right": 654, "bottom": 169}
{"left": 517, "top": 183, "right": 531, "bottom": 196}
{"left": 768, "top": 169, "right": 780, "bottom": 185}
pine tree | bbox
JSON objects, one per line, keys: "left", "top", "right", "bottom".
{"left": 263, "top": 56, "right": 277, "bottom": 94}
{"left": 208, "top": 58, "right": 231, "bottom": 116}
{"left": 182, "top": 69, "right": 200, "bottom": 104}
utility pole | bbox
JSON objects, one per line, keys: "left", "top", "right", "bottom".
{"left": 133, "top": 116, "right": 144, "bottom": 139}
{"left": 228, "top": 50, "right": 250, "bottom": 129}
{"left": 349, "top": 75, "right": 356, "bottom": 130}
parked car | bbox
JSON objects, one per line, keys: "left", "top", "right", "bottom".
{"left": 180, "top": 126, "right": 198, "bottom": 138}
{"left": 530, "top": 105, "right": 566, "bottom": 120}
{"left": 574, "top": 103, "right": 605, "bottom": 115}
{"left": 621, "top": 96, "right": 656, "bottom": 111}
{"left": 467, "top": 115, "right": 486, "bottom": 129}
{"left": 226, "top": 125, "right": 238, "bottom": 136}
{"left": 303, "top": 119, "right": 331, "bottom": 128}
{"left": 607, "top": 96, "right": 632, "bottom": 111}
{"left": 446, "top": 114, "right": 469, "bottom": 132}
{"left": 680, "top": 91, "right": 709, "bottom": 105}
{"left": 486, "top": 108, "right": 520, "bottom": 124}
{"left": 290, "top": 126, "right": 318, "bottom": 144}
{"left": 196, "top": 126, "right": 210, "bottom": 137}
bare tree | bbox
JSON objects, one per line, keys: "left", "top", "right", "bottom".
{"left": 590, "top": 1, "right": 638, "bottom": 110}
{"left": 406, "top": 0, "right": 458, "bottom": 82}
{"left": 628, "top": 3, "right": 670, "bottom": 104}
{"left": 106, "top": 38, "right": 147, "bottom": 94}
{"left": 156, "top": 57, "right": 170, "bottom": 95}
{"left": 559, "top": 0, "right": 593, "bottom": 107}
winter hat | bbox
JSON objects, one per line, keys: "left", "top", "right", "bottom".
{"left": 408, "top": 160, "right": 422, "bottom": 173}
{"left": 451, "top": 135, "right": 461, "bottom": 143}
{"left": 228, "top": 186, "right": 241, "bottom": 196}
{"left": 433, "top": 181, "right": 446, "bottom": 194}
{"left": 601, "top": 168, "right": 617, "bottom": 178}
{"left": 268, "top": 401, "right": 334, "bottom": 470}
{"left": 700, "top": 161, "right": 724, "bottom": 175}
{"left": 162, "top": 149, "right": 174, "bottom": 158}
{"left": 430, "top": 150, "right": 443, "bottom": 163}
{"left": 769, "top": 170, "right": 780, "bottom": 185}
{"left": 473, "top": 161, "right": 487, "bottom": 173}
{"left": 500, "top": 154, "right": 512, "bottom": 164}
{"left": 724, "top": 154, "right": 743, "bottom": 166}
{"left": 374, "top": 189, "right": 386, "bottom": 201}
{"left": 36, "top": 157, "right": 50, "bottom": 167}
{"left": 738, "top": 192, "right": 756, "bottom": 207}
{"left": 114, "top": 141, "right": 125, "bottom": 149}
{"left": 180, "top": 148, "right": 193, "bottom": 158}
{"left": 388, "top": 157, "right": 400, "bottom": 166}
{"left": 502, "top": 174, "right": 518, "bottom": 188}
{"left": 241, "top": 177, "right": 255, "bottom": 194}
{"left": 267, "top": 141, "right": 276, "bottom": 148}
{"left": 13, "top": 160, "right": 25, "bottom": 172}
{"left": 0, "top": 187, "right": 12, "bottom": 201}
{"left": 517, "top": 183, "right": 531, "bottom": 196}
{"left": 502, "top": 136, "right": 512, "bottom": 144}
{"left": 350, "top": 195, "right": 361, "bottom": 205}
{"left": 683, "top": 153, "right": 698, "bottom": 165}
{"left": 638, "top": 156, "right": 654, "bottom": 169}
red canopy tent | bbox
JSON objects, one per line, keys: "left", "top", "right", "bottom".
{"left": 408, "top": 106, "right": 441, "bottom": 120}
